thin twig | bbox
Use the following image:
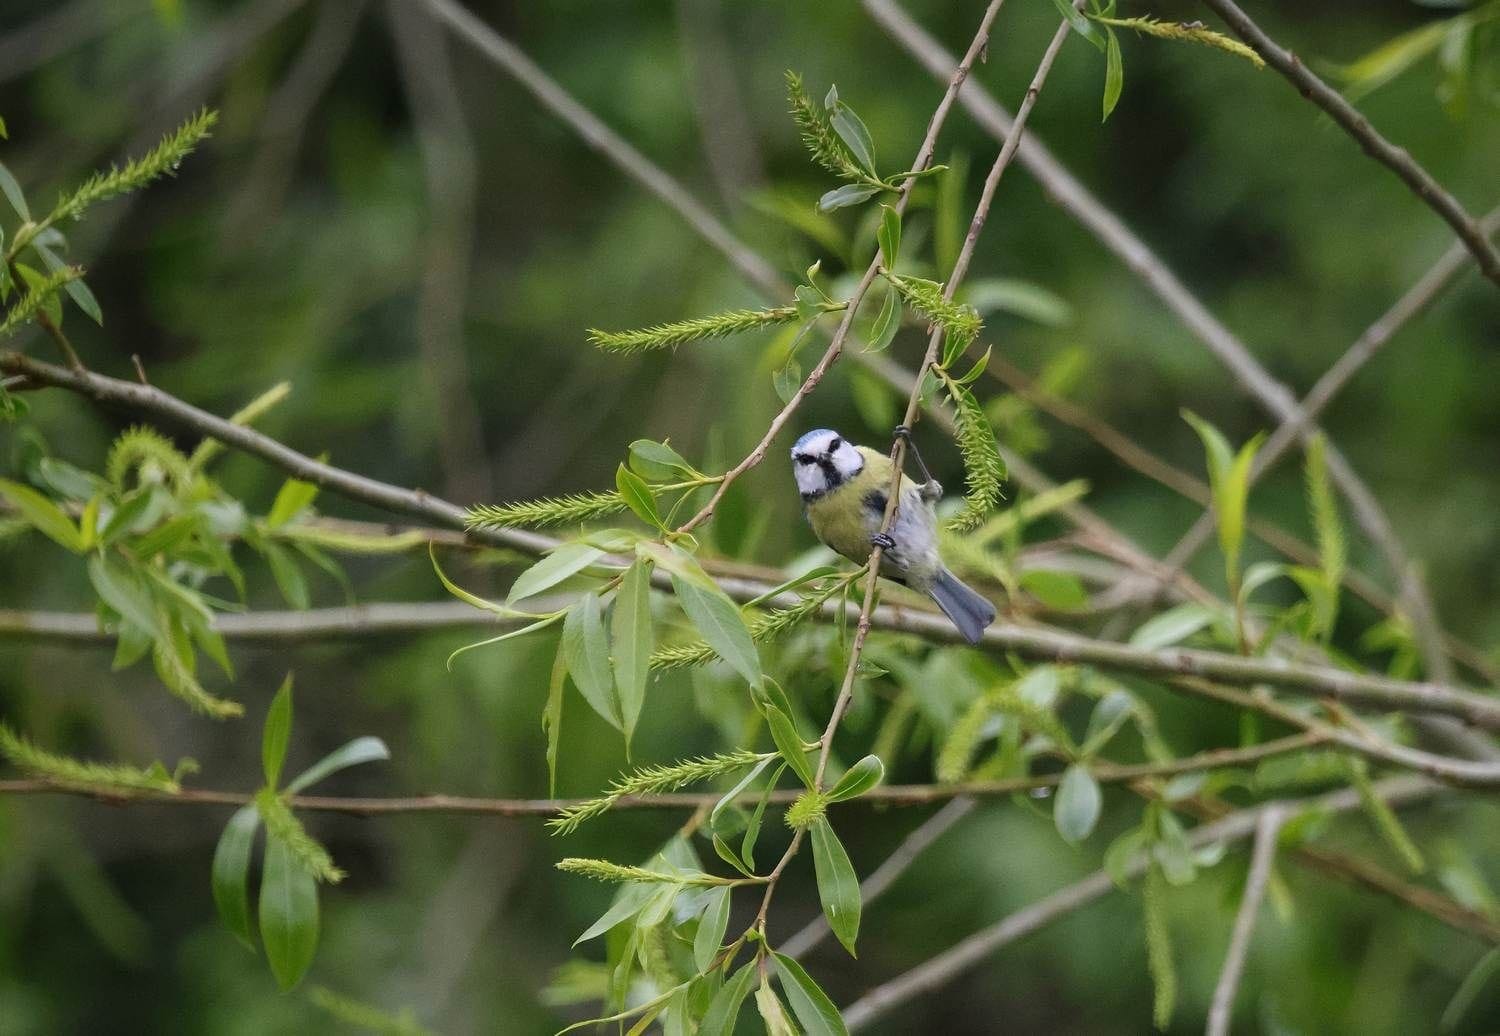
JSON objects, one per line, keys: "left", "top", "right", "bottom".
{"left": 1199, "top": 0, "right": 1500, "bottom": 289}
{"left": 840, "top": 777, "right": 1436, "bottom": 1031}
{"left": 1207, "top": 804, "right": 1287, "bottom": 1036}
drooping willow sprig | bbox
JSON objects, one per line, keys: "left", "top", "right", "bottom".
{"left": 549, "top": 749, "right": 770, "bottom": 834}
{"left": 0, "top": 722, "right": 191, "bottom": 795}
{"left": 466, "top": 490, "right": 629, "bottom": 530}
{"left": 256, "top": 788, "right": 346, "bottom": 884}
{"left": 589, "top": 305, "right": 832, "bottom": 354}
{"left": 937, "top": 368, "right": 1006, "bottom": 532}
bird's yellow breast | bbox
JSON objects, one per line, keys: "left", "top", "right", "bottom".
{"left": 806, "top": 447, "right": 917, "bottom": 563}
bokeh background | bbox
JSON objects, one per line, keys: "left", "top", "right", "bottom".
{"left": 1, "top": 0, "right": 1497, "bottom": 1033}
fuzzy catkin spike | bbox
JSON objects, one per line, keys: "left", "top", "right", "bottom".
{"left": 884, "top": 274, "right": 982, "bottom": 356}
{"left": 648, "top": 576, "right": 855, "bottom": 671}
{"left": 151, "top": 640, "right": 244, "bottom": 719}
{"left": 107, "top": 425, "right": 193, "bottom": 489}
{"left": 942, "top": 376, "right": 1006, "bottom": 532}
{"left": 1091, "top": 16, "right": 1266, "bottom": 68}
{"left": 785, "top": 71, "right": 863, "bottom": 181}
{"left": 556, "top": 858, "right": 715, "bottom": 885}
{"left": 0, "top": 722, "right": 184, "bottom": 795}
{"left": 0, "top": 267, "right": 81, "bottom": 337}
{"left": 1304, "top": 435, "right": 1345, "bottom": 617}
{"left": 465, "top": 491, "right": 627, "bottom": 530}
{"left": 784, "top": 789, "right": 829, "bottom": 829}
{"left": 589, "top": 306, "right": 802, "bottom": 353}
{"left": 256, "top": 788, "right": 346, "bottom": 884}
{"left": 936, "top": 695, "right": 994, "bottom": 783}
{"left": 45, "top": 109, "right": 218, "bottom": 226}
{"left": 1142, "top": 864, "right": 1177, "bottom": 1030}
{"left": 549, "top": 750, "right": 767, "bottom": 834}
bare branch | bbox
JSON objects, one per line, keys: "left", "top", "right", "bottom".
{"left": 1198, "top": 0, "right": 1500, "bottom": 289}
{"left": 1207, "top": 805, "right": 1288, "bottom": 1036}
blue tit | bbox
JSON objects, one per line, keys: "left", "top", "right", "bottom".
{"left": 791, "top": 428, "right": 996, "bottom": 645}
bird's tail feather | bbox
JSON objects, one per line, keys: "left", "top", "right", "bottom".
{"left": 927, "top": 567, "right": 996, "bottom": 645}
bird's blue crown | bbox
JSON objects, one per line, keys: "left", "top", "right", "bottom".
{"left": 793, "top": 428, "right": 838, "bottom": 453}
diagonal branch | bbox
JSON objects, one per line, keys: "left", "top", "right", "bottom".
{"left": 1198, "top": 0, "right": 1500, "bottom": 289}
{"left": 1206, "top": 804, "right": 1287, "bottom": 1036}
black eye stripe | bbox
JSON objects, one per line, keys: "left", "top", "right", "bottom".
{"left": 795, "top": 454, "right": 814, "bottom": 465}
{"left": 829, "top": 437, "right": 842, "bottom": 450}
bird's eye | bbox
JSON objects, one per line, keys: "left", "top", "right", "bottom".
{"left": 795, "top": 454, "right": 813, "bottom": 465}
{"left": 829, "top": 437, "right": 842, "bottom": 451}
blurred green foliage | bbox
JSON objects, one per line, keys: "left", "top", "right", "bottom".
{"left": 0, "top": 0, "right": 1498, "bottom": 1033}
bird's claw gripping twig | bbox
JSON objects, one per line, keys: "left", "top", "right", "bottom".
{"left": 871, "top": 532, "right": 897, "bottom": 552}
{"left": 893, "top": 424, "right": 942, "bottom": 501}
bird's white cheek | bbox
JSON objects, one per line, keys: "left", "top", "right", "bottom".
{"left": 794, "top": 465, "right": 825, "bottom": 497}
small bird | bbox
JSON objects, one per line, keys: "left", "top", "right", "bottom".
{"left": 791, "top": 428, "right": 996, "bottom": 644}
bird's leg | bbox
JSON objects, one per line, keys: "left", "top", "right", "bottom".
{"left": 870, "top": 531, "right": 896, "bottom": 551}
{"left": 893, "top": 425, "right": 943, "bottom": 502}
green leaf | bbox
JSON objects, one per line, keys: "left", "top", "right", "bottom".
{"left": 773, "top": 952, "right": 849, "bottom": 1036}
{"left": 87, "top": 555, "right": 160, "bottom": 637}
{"left": 827, "top": 754, "right": 883, "bottom": 802}
{"left": 755, "top": 982, "right": 798, "bottom": 1036}
{"left": 1053, "top": 0, "right": 1106, "bottom": 49}
{"left": 211, "top": 804, "right": 260, "bottom": 950}
{"left": 810, "top": 818, "right": 861, "bottom": 957}
{"left": 285, "top": 736, "right": 389, "bottom": 794}
{"left": 828, "top": 94, "right": 877, "bottom": 175}
{"left": 712, "top": 833, "right": 755, "bottom": 878}
{"left": 616, "top": 464, "right": 665, "bottom": 530}
{"left": 508, "top": 542, "right": 606, "bottom": 604}
{"left": 1020, "top": 569, "right": 1089, "bottom": 610}
{"left": 33, "top": 242, "right": 103, "bottom": 325}
{"left": 699, "top": 961, "right": 757, "bottom": 1036}
{"left": 98, "top": 491, "right": 154, "bottom": 547}
{"left": 629, "top": 439, "right": 698, "bottom": 481}
{"left": 1129, "top": 602, "right": 1220, "bottom": 650}
{"left": 818, "top": 184, "right": 880, "bottom": 211}
{"left": 693, "top": 887, "right": 732, "bottom": 974}
{"left": 670, "top": 572, "right": 762, "bottom": 688}
{"left": 1182, "top": 410, "right": 1263, "bottom": 586}
{"left": 1441, "top": 946, "right": 1500, "bottom": 1033}
{"left": 259, "top": 835, "right": 320, "bottom": 991}
{"left": 711, "top": 754, "right": 775, "bottom": 823}
{"left": 1055, "top": 764, "right": 1102, "bottom": 845}
{"left": 261, "top": 674, "right": 294, "bottom": 789}
{"left": 1102, "top": 28, "right": 1124, "bottom": 120}
{"left": 743, "top": 763, "right": 786, "bottom": 868}
{"left": 544, "top": 639, "right": 567, "bottom": 797}
{"left": 573, "top": 882, "right": 653, "bottom": 946}
{"left": 267, "top": 477, "right": 319, "bottom": 528}
{"left": 865, "top": 289, "right": 900, "bottom": 353}
{"left": 612, "top": 558, "right": 654, "bottom": 748}
{"left": 877, "top": 205, "right": 901, "bottom": 267}
{"left": 563, "top": 592, "right": 622, "bottom": 732}
{"left": 765, "top": 705, "right": 814, "bottom": 788}
{"left": 263, "top": 541, "right": 310, "bottom": 610}
{"left": 0, "top": 160, "right": 29, "bottom": 219}
{"left": 0, "top": 479, "right": 83, "bottom": 552}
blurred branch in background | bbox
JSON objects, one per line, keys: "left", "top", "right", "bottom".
{"left": 388, "top": 0, "right": 492, "bottom": 504}
{"left": 1199, "top": 0, "right": 1500, "bottom": 289}
{"left": 0, "top": 0, "right": 131, "bottom": 89}
{"left": 1206, "top": 804, "right": 1287, "bottom": 1036}
{"left": 674, "top": 0, "right": 767, "bottom": 207}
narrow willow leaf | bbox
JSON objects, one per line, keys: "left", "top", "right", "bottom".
{"left": 263, "top": 541, "right": 310, "bottom": 610}
{"left": 261, "top": 674, "right": 294, "bottom": 789}
{"left": 1129, "top": 602, "right": 1220, "bottom": 650}
{"left": 573, "top": 882, "right": 654, "bottom": 947}
{"left": 98, "top": 491, "right": 153, "bottom": 547}
{"left": 543, "top": 639, "right": 567, "bottom": 797}
{"left": 773, "top": 952, "right": 849, "bottom": 1036}
{"left": 445, "top": 613, "right": 562, "bottom": 669}
{"left": 712, "top": 833, "right": 755, "bottom": 878}
{"left": 1020, "top": 569, "right": 1089, "bottom": 610}
{"left": 629, "top": 438, "right": 697, "bottom": 480}
{"left": 285, "top": 736, "right": 389, "bottom": 794}
{"left": 33, "top": 241, "right": 103, "bottom": 325}
{"left": 755, "top": 983, "right": 798, "bottom": 1036}
{"left": 1052, "top": 0, "right": 1106, "bottom": 50}
{"left": 616, "top": 464, "right": 665, "bottom": 530}
{"left": 670, "top": 572, "right": 762, "bottom": 688}
{"left": 827, "top": 755, "right": 883, "bottom": 802}
{"left": 267, "top": 476, "right": 319, "bottom": 528}
{"left": 818, "top": 184, "right": 880, "bottom": 211}
{"left": 1102, "top": 29, "right": 1124, "bottom": 120}
{"left": 828, "top": 97, "right": 877, "bottom": 175}
{"left": 961, "top": 278, "right": 1073, "bottom": 326}
{"left": 810, "top": 818, "right": 861, "bottom": 957}
{"left": 765, "top": 706, "right": 814, "bottom": 788}
{"left": 87, "top": 556, "right": 159, "bottom": 637}
{"left": 211, "top": 804, "right": 260, "bottom": 951}
{"left": 693, "top": 886, "right": 732, "bottom": 973}
{"left": 866, "top": 289, "right": 900, "bottom": 352}
{"left": 259, "top": 835, "right": 320, "bottom": 991}
{"left": 430, "top": 543, "right": 509, "bottom": 616}
{"left": 563, "top": 592, "right": 622, "bottom": 732}
{"left": 0, "top": 160, "right": 29, "bottom": 219}
{"left": 711, "top": 754, "right": 773, "bottom": 824}
{"left": 612, "top": 558, "right": 653, "bottom": 748}
{"left": 1441, "top": 947, "right": 1500, "bottom": 1033}
{"left": 508, "top": 542, "right": 606, "bottom": 604}
{"left": 0, "top": 479, "right": 83, "bottom": 552}
{"left": 877, "top": 205, "right": 901, "bottom": 267}
{"left": 743, "top": 763, "right": 786, "bottom": 868}
{"left": 1055, "top": 764, "right": 1102, "bottom": 845}
{"left": 699, "top": 961, "right": 757, "bottom": 1036}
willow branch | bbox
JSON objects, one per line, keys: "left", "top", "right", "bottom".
{"left": 1206, "top": 804, "right": 1287, "bottom": 1036}
{"left": 1199, "top": 0, "right": 1500, "bottom": 289}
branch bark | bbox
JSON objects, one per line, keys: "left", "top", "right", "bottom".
{"left": 1206, "top": 804, "right": 1287, "bottom": 1036}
